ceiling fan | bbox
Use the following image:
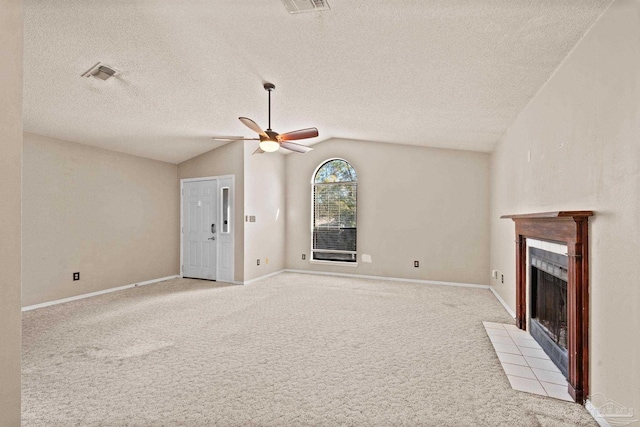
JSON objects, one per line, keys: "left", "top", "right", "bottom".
{"left": 212, "top": 83, "right": 318, "bottom": 154}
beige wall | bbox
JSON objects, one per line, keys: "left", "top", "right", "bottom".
{"left": 286, "top": 138, "right": 490, "bottom": 285}
{"left": 490, "top": 0, "right": 640, "bottom": 418}
{"left": 178, "top": 141, "right": 244, "bottom": 282}
{"left": 243, "top": 144, "right": 286, "bottom": 281}
{"left": 0, "top": 0, "right": 22, "bottom": 422}
{"left": 22, "top": 133, "right": 179, "bottom": 306}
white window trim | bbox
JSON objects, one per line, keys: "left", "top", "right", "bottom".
{"left": 310, "top": 260, "right": 359, "bottom": 267}
{"left": 309, "top": 158, "right": 358, "bottom": 265}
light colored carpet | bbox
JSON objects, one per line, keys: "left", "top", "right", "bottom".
{"left": 22, "top": 273, "right": 597, "bottom": 426}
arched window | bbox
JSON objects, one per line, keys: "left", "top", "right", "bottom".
{"left": 312, "top": 159, "right": 357, "bottom": 263}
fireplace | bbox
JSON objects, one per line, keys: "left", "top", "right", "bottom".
{"left": 529, "top": 247, "right": 569, "bottom": 378}
{"left": 501, "top": 211, "right": 593, "bottom": 403}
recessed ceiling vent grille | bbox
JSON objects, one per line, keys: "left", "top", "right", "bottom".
{"left": 81, "top": 62, "right": 119, "bottom": 81}
{"left": 281, "top": 0, "right": 330, "bottom": 14}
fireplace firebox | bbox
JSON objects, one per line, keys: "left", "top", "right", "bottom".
{"left": 529, "top": 247, "right": 569, "bottom": 378}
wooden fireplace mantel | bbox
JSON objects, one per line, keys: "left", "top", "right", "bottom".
{"left": 501, "top": 211, "right": 594, "bottom": 220}
{"left": 501, "top": 211, "right": 593, "bottom": 403}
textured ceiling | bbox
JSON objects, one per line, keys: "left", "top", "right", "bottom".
{"left": 23, "top": 0, "right": 612, "bottom": 164}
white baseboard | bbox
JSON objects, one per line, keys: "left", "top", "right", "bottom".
{"left": 284, "top": 269, "right": 489, "bottom": 289}
{"left": 585, "top": 399, "right": 612, "bottom": 427}
{"left": 22, "top": 275, "right": 180, "bottom": 312}
{"left": 489, "top": 286, "right": 516, "bottom": 319}
{"left": 242, "top": 269, "right": 286, "bottom": 285}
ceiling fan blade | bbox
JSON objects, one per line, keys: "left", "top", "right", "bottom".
{"left": 280, "top": 141, "right": 313, "bottom": 154}
{"left": 277, "top": 127, "right": 319, "bottom": 141}
{"left": 239, "top": 117, "right": 268, "bottom": 138}
{"left": 211, "top": 135, "right": 259, "bottom": 141}
{"left": 253, "top": 147, "right": 265, "bottom": 155}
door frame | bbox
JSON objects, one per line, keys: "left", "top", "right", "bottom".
{"left": 180, "top": 175, "right": 235, "bottom": 282}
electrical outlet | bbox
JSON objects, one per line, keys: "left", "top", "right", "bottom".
{"left": 250, "top": 216, "right": 256, "bottom": 222}
{"left": 302, "top": 254, "right": 306, "bottom": 260}
{"left": 492, "top": 270, "right": 499, "bottom": 279}
{"left": 414, "top": 261, "right": 419, "bottom": 268}
{"left": 257, "top": 259, "right": 260, "bottom": 266}
{"left": 73, "top": 272, "right": 80, "bottom": 281}
{"left": 501, "top": 274, "right": 504, "bottom": 284}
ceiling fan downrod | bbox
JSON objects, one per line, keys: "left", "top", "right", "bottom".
{"left": 264, "top": 82, "right": 275, "bottom": 131}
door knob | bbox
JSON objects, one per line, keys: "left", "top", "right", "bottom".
{"left": 208, "top": 237, "right": 216, "bottom": 241}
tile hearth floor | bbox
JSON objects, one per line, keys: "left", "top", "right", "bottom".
{"left": 483, "top": 321, "right": 573, "bottom": 402}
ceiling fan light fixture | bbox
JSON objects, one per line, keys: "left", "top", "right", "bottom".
{"left": 259, "top": 139, "right": 280, "bottom": 152}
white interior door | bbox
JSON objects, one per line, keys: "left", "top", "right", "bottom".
{"left": 182, "top": 180, "right": 218, "bottom": 280}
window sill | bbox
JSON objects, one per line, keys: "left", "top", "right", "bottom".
{"left": 309, "top": 260, "right": 359, "bottom": 268}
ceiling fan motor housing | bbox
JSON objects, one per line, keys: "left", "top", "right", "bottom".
{"left": 262, "top": 130, "right": 280, "bottom": 141}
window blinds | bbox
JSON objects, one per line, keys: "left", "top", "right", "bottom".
{"left": 312, "top": 183, "right": 357, "bottom": 261}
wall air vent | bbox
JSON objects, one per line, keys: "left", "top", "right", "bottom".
{"left": 81, "top": 62, "right": 119, "bottom": 81}
{"left": 281, "top": 0, "right": 330, "bottom": 14}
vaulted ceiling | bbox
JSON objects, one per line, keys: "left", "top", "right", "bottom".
{"left": 23, "top": 0, "right": 612, "bottom": 163}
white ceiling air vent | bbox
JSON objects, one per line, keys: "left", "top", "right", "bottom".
{"left": 81, "top": 62, "right": 118, "bottom": 81}
{"left": 281, "top": 0, "right": 330, "bottom": 14}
